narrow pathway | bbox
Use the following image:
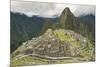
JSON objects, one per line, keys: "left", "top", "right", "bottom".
{"left": 15, "top": 53, "right": 73, "bottom": 61}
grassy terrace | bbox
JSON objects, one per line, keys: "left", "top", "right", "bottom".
{"left": 54, "top": 30, "right": 81, "bottom": 48}
{"left": 54, "top": 30, "right": 71, "bottom": 42}
{"left": 11, "top": 55, "right": 84, "bottom": 67}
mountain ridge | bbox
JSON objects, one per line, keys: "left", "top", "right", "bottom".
{"left": 11, "top": 7, "right": 95, "bottom": 66}
{"left": 11, "top": 7, "right": 95, "bottom": 53}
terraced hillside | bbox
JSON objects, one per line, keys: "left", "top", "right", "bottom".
{"left": 11, "top": 29, "right": 95, "bottom": 67}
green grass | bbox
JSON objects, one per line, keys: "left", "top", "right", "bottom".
{"left": 11, "top": 56, "right": 49, "bottom": 67}
{"left": 54, "top": 30, "right": 71, "bottom": 42}
{"left": 11, "top": 55, "right": 84, "bottom": 67}
{"left": 71, "top": 40, "right": 81, "bottom": 48}
{"left": 79, "top": 40, "right": 94, "bottom": 60}
{"left": 54, "top": 30, "right": 81, "bottom": 48}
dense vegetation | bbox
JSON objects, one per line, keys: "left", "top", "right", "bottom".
{"left": 10, "top": 12, "right": 58, "bottom": 53}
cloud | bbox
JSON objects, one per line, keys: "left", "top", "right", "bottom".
{"left": 11, "top": 1, "right": 95, "bottom": 17}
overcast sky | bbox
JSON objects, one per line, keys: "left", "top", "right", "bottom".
{"left": 11, "top": 1, "right": 95, "bottom": 18}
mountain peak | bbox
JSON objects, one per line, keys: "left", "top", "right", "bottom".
{"left": 61, "top": 7, "right": 73, "bottom": 16}
{"left": 59, "top": 7, "right": 74, "bottom": 29}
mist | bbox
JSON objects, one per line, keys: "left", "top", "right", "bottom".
{"left": 11, "top": 1, "right": 95, "bottom": 18}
